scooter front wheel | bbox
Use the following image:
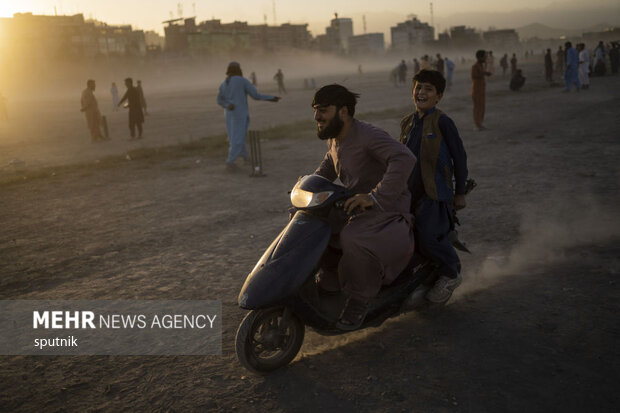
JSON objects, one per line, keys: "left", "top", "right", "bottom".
{"left": 235, "top": 307, "right": 305, "bottom": 374}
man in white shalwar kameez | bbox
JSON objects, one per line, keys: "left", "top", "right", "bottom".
{"left": 578, "top": 43, "right": 591, "bottom": 89}
{"left": 217, "top": 62, "right": 280, "bottom": 169}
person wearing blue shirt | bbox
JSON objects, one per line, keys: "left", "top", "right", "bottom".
{"left": 399, "top": 69, "right": 469, "bottom": 303}
{"left": 564, "top": 41, "right": 581, "bottom": 92}
{"left": 445, "top": 57, "right": 455, "bottom": 87}
{"left": 217, "top": 62, "right": 280, "bottom": 170}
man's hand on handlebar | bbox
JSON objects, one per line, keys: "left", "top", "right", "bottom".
{"left": 344, "top": 194, "right": 374, "bottom": 215}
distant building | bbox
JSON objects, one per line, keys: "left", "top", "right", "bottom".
{"left": 187, "top": 19, "right": 250, "bottom": 54}
{"left": 94, "top": 23, "right": 147, "bottom": 57}
{"left": 583, "top": 27, "right": 620, "bottom": 41}
{"left": 449, "top": 25, "right": 481, "bottom": 47}
{"left": 144, "top": 30, "right": 165, "bottom": 49}
{"left": 0, "top": 12, "right": 146, "bottom": 60}
{"left": 390, "top": 17, "right": 435, "bottom": 52}
{"left": 163, "top": 17, "right": 198, "bottom": 52}
{"left": 322, "top": 14, "right": 354, "bottom": 54}
{"left": 247, "top": 23, "right": 312, "bottom": 51}
{"left": 348, "top": 33, "right": 385, "bottom": 55}
{"left": 164, "top": 17, "right": 312, "bottom": 54}
{"left": 483, "top": 29, "right": 519, "bottom": 48}
{"left": 438, "top": 32, "right": 451, "bottom": 42}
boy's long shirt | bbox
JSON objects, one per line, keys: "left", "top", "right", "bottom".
{"left": 403, "top": 107, "right": 468, "bottom": 205}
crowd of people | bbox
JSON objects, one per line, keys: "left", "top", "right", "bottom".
{"left": 387, "top": 38, "right": 617, "bottom": 132}
{"left": 73, "top": 38, "right": 618, "bottom": 145}
{"left": 544, "top": 40, "right": 618, "bottom": 91}
{"left": 391, "top": 54, "right": 456, "bottom": 87}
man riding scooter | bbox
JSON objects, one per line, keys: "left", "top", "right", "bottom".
{"left": 311, "top": 84, "right": 416, "bottom": 330}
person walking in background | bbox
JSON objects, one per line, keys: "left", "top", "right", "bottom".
{"left": 510, "top": 53, "right": 518, "bottom": 75}
{"left": 509, "top": 69, "right": 526, "bottom": 91}
{"left": 389, "top": 66, "right": 399, "bottom": 87}
{"left": 577, "top": 43, "right": 591, "bottom": 90}
{"left": 398, "top": 60, "right": 408, "bottom": 84}
{"left": 544, "top": 49, "right": 554, "bottom": 83}
{"left": 435, "top": 54, "right": 445, "bottom": 76}
{"left": 273, "top": 69, "right": 287, "bottom": 94}
{"left": 136, "top": 80, "right": 147, "bottom": 115}
{"left": 81, "top": 79, "right": 105, "bottom": 142}
{"left": 593, "top": 41, "right": 607, "bottom": 76}
{"left": 500, "top": 53, "right": 508, "bottom": 77}
{"left": 564, "top": 41, "right": 580, "bottom": 92}
{"left": 471, "top": 50, "right": 491, "bottom": 131}
{"left": 556, "top": 45, "right": 565, "bottom": 76}
{"left": 413, "top": 58, "right": 421, "bottom": 74}
{"left": 421, "top": 55, "right": 431, "bottom": 70}
{"left": 118, "top": 77, "right": 144, "bottom": 139}
{"left": 218, "top": 62, "right": 280, "bottom": 171}
{"left": 486, "top": 51, "right": 495, "bottom": 80}
{"left": 445, "top": 57, "right": 455, "bottom": 87}
{"left": 110, "top": 82, "right": 119, "bottom": 111}
{"left": 250, "top": 71, "right": 257, "bottom": 86}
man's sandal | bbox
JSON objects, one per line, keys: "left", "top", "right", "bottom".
{"left": 336, "top": 296, "right": 369, "bottom": 331}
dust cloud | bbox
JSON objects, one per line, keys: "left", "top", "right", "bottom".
{"left": 0, "top": 46, "right": 485, "bottom": 102}
{"left": 458, "top": 192, "right": 620, "bottom": 296}
{"left": 0, "top": 50, "right": 397, "bottom": 101}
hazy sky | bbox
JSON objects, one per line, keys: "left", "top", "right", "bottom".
{"left": 1, "top": 0, "right": 618, "bottom": 36}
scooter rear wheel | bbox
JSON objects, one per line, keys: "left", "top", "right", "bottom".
{"left": 235, "top": 307, "right": 305, "bottom": 374}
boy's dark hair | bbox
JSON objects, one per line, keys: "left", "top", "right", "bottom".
{"left": 412, "top": 69, "right": 446, "bottom": 95}
{"left": 475, "top": 49, "right": 486, "bottom": 60}
{"left": 312, "top": 84, "right": 359, "bottom": 117}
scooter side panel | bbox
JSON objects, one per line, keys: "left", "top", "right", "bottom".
{"left": 238, "top": 211, "right": 331, "bottom": 309}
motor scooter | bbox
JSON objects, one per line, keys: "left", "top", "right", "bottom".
{"left": 235, "top": 174, "right": 474, "bottom": 374}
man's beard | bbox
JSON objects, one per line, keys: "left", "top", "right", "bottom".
{"left": 317, "top": 113, "right": 344, "bottom": 140}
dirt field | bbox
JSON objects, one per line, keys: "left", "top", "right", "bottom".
{"left": 1, "top": 62, "right": 619, "bottom": 412}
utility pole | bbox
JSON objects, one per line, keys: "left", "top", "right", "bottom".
{"left": 272, "top": 0, "right": 277, "bottom": 25}
{"left": 430, "top": 2, "right": 435, "bottom": 39}
{"left": 363, "top": 15, "right": 367, "bottom": 34}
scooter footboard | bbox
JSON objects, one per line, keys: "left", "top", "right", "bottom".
{"left": 238, "top": 211, "right": 331, "bottom": 309}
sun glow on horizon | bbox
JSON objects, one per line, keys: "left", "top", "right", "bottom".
{"left": 0, "top": 3, "right": 50, "bottom": 19}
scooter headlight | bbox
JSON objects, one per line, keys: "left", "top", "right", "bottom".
{"left": 290, "top": 187, "right": 334, "bottom": 208}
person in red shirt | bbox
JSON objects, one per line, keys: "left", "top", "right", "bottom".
{"left": 471, "top": 50, "right": 491, "bottom": 131}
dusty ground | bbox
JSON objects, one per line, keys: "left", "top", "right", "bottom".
{"left": 1, "top": 62, "right": 619, "bottom": 412}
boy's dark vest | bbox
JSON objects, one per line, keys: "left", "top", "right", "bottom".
{"left": 399, "top": 109, "right": 451, "bottom": 201}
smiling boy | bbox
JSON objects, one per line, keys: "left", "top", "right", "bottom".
{"left": 399, "top": 69, "right": 469, "bottom": 303}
